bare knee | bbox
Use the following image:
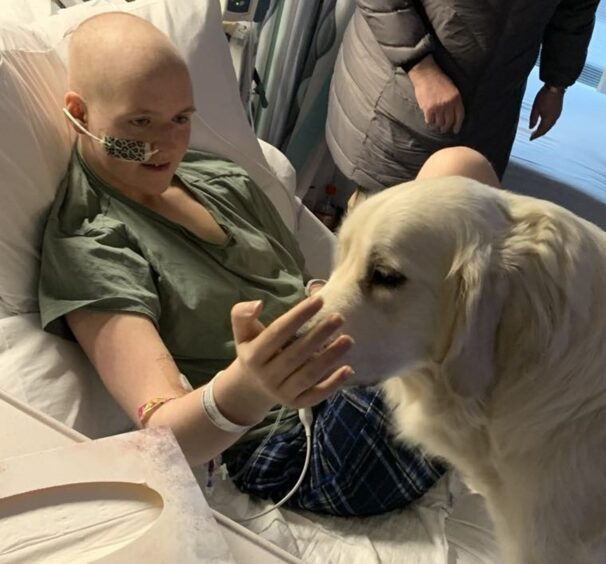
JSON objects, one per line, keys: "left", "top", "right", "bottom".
{"left": 417, "top": 146, "right": 501, "bottom": 188}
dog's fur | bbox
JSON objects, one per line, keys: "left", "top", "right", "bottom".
{"left": 313, "top": 177, "right": 606, "bottom": 564}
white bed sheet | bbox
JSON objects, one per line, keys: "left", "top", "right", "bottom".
{"left": 203, "top": 467, "right": 498, "bottom": 564}
{"left": 503, "top": 67, "right": 606, "bottom": 229}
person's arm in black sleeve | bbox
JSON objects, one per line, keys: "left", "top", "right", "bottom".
{"left": 540, "top": 0, "right": 600, "bottom": 88}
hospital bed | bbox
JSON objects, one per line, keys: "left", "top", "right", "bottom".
{"left": 0, "top": 1, "right": 498, "bottom": 562}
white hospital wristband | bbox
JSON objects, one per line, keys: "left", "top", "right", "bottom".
{"left": 202, "top": 372, "right": 253, "bottom": 434}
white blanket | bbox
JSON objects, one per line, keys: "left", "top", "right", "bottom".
{"left": 203, "top": 469, "right": 498, "bottom": 564}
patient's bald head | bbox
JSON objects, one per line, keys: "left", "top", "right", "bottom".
{"left": 68, "top": 12, "right": 190, "bottom": 103}
{"left": 64, "top": 12, "right": 195, "bottom": 199}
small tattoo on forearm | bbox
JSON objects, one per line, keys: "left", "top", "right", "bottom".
{"left": 156, "top": 353, "right": 174, "bottom": 364}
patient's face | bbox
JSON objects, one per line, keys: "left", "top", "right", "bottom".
{"left": 81, "top": 64, "right": 194, "bottom": 200}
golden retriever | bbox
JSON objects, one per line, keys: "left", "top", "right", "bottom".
{"left": 312, "top": 176, "right": 606, "bottom": 564}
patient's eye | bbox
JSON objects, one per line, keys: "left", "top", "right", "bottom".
{"left": 129, "top": 117, "right": 151, "bottom": 127}
{"left": 173, "top": 114, "right": 191, "bottom": 125}
{"left": 369, "top": 267, "right": 407, "bottom": 289}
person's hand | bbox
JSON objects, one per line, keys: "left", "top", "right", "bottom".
{"left": 228, "top": 297, "right": 354, "bottom": 413}
{"left": 529, "top": 85, "right": 564, "bottom": 141}
{"left": 408, "top": 55, "right": 465, "bottom": 134}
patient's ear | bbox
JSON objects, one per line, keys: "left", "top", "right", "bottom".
{"left": 64, "top": 91, "right": 88, "bottom": 130}
{"left": 434, "top": 245, "right": 505, "bottom": 399}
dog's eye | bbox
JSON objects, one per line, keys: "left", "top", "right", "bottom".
{"left": 370, "top": 268, "right": 406, "bottom": 289}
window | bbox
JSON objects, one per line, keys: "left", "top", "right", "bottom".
{"left": 580, "top": 0, "right": 606, "bottom": 89}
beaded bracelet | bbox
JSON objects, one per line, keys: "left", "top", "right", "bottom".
{"left": 137, "top": 397, "right": 176, "bottom": 427}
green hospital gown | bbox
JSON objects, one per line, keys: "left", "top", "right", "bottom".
{"left": 39, "top": 149, "right": 306, "bottom": 445}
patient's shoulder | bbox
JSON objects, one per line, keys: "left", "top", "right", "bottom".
{"left": 177, "top": 148, "right": 264, "bottom": 209}
{"left": 178, "top": 149, "right": 249, "bottom": 181}
{"left": 46, "top": 151, "right": 122, "bottom": 238}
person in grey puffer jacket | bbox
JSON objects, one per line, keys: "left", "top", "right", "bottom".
{"left": 326, "top": 0, "right": 600, "bottom": 203}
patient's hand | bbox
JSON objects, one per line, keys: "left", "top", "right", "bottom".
{"left": 225, "top": 297, "right": 353, "bottom": 416}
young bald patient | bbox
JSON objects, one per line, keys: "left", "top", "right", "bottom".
{"left": 39, "top": 12, "right": 445, "bottom": 516}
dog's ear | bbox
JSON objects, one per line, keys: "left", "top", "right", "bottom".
{"left": 496, "top": 205, "right": 591, "bottom": 360}
{"left": 434, "top": 244, "right": 506, "bottom": 399}
{"left": 433, "top": 196, "right": 594, "bottom": 400}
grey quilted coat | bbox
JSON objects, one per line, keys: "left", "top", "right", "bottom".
{"left": 327, "top": 0, "right": 600, "bottom": 191}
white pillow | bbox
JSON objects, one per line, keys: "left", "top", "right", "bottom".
{"left": 0, "top": 313, "right": 132, "bottom": 438}
{"left": 0, "top": 0, "right": 294, "bottom": 315}
{"left": 0, "top": 0, "right": 52, "bottom": 24}
{"left": 0, "top": 24, "right": 74, "bottom": 314}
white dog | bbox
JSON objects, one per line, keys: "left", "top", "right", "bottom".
{"left": 313, "top": 177, "right": 606, "bottom": 564}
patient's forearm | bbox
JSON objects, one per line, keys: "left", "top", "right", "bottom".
{"left": 147, "top": 388, "right": 243, "bottom": 467}
{"left": 146, "top": 365, "right": 273, "bottom": 467}
{"left": 65, "top": 309, "right": 274, "bottom": 467}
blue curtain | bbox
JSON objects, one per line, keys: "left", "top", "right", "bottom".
{"left": 253, "top": 0, "right": 355, "bottom": 183}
